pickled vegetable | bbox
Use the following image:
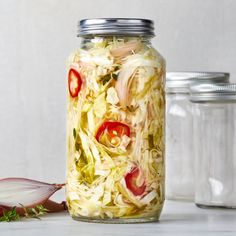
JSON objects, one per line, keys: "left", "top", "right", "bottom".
{"left": 68, "top": 68, "right": 82, "bottom": 98}
{"left": 66, "top": 37, "right": 165, "bottom": 219}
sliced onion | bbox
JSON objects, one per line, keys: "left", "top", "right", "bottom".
{"left": 110, "top": 40, "right": 141, "bottom": 60}
{"left": 115, "top": 54, "right": 159, "bottom": 106}
{"left": 0, "top": 178, "right": 64, "bottom": 208}
{"left": 115, "top": 67, "right": 137, "bottom": 106}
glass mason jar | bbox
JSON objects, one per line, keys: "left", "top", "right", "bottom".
{"left": 190, "top": 83, "right": 236, "bottom": 208}
{"left": 165, "top": 72, "right": 229, "bottom": 201}
{"left": 66, "top": 18, "right": 166, "bottom": 223}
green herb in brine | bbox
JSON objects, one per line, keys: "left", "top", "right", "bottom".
{"left": 73, "top": 128, "right": 77, "bottom": 139}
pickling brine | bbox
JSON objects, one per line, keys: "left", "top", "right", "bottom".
{"left": 66, "top": 18, "right": 165, "bottom": 223}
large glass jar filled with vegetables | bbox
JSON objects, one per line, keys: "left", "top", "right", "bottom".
{"left": 66, "top": 18, "right": 166, "bottom": 223}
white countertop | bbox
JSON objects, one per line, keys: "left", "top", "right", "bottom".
{"left": 1, "top": 200, "right": 236, "bottom": 236}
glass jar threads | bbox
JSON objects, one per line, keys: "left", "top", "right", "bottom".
{"left": 190, "top": 83, "right": 236, "bottom": 208}
{"left": 166, "top": 72, "right": 229, "bottom": 201}
{"left": 66, "top": 18, "right": 166, "bottom": 223}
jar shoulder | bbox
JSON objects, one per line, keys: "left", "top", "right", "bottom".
{"left": 149, "top": 45, "right": 166, "bottom": 67}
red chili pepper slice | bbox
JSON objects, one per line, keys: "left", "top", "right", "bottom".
{"left": 125, "top": 167, "right": 146, "bottom": 196}
{"left": 68, "top": 68, "right": 82, "bottom": 98}
{"left": 95, "top": 121, "right": 130, "bottom": 146}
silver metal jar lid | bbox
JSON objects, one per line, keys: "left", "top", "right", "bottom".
{"left": 78, "top": 18, "right": 155, "bottom": 37}
{"left": 166, "top": 72, "right": 230, "bottom": 93}
{"left": 190, "top": 83, "right": 236, "bottom": 102}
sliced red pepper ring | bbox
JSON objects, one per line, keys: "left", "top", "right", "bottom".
{"left": 125, "top": 166, "right": 146, "bottom": 196}
{"left": 95, "top": 121, "right": 130, "bottom": 147}
{"left": 68, "top": 68, "right": 82, "bottom": 98}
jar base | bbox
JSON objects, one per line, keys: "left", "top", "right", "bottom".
{"left": 71, "top": 211, "right": 161, "bottom": 224}
{"left": 196, "top": 203, "right": 236, "bottom": 209}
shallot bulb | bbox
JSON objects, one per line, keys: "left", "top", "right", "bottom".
{"left": 0, "top": 178, "right": 66, "bottom": 216}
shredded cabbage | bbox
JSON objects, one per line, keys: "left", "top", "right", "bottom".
{"left": 66, "top": 37, "right": 165, "bottom": 219}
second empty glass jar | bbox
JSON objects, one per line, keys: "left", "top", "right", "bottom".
{"left": 190, "top": 83, "right": 236, "bottom": 208}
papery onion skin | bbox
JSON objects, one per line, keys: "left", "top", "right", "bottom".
{"left": 0, "top": 200, "right": 67, "bottom": 217}
{"left": 43, "top": 200, "right": 68, "bottom": 212}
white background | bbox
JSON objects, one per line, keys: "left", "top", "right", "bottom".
{"left": 0, "top": 0, "right": 235, "bottom": 184}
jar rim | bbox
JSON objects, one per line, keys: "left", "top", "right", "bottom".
{"left": 166, "top": 72, "right": 230, "bottom": 93}
{"left": 190, "top": 83, "right": 236, "bottom": 102}
{"left": 78, "top": 18, "right": 155, "bottom": 37}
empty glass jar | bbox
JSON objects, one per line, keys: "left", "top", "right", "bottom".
{"left": 190, "top": 83, "right": 236, "bottom": 208}
{"left": 166, "top": 72, "right": 229, "bottom": 201}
